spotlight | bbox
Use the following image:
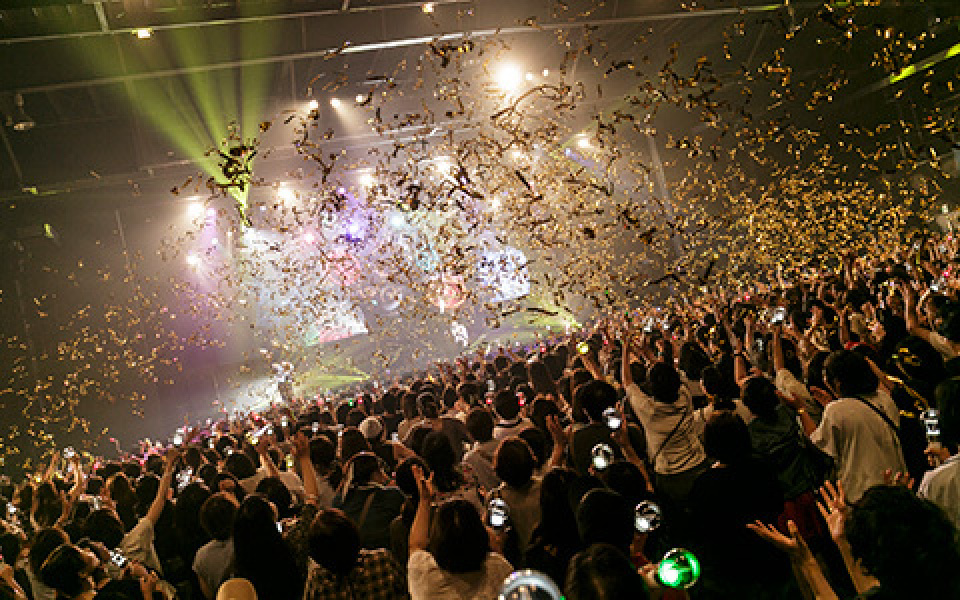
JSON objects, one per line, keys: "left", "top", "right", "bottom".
{"left": 210, "top": 238, "right": 219, "bottom": 247}
{"left": 495, "top": 63, "right": 523, "bottom": 92}
{"left": 388, "top": 213, "right": 405, "bottom": 228}
{"left": 134, "top": 28, "right": 153, "bottom": 39}
{"left": 359, "top": 173, "right": 375, "bottom": 187}
{"left": 308, "top": 99, "right": 319, "bottom": 111}
{"left": 422, "top": 2, "right": 435, "bottom": 13}
{"left": 11, "top": 93, "right": 34, "bottom": 132}
{"left": 330, "top": 97, "right": 342, "bottom": 109}
{"left": 187, "top": 202, "right": 204, "bottom": 218}
{"left": 206, "top": 207, "right": 216, "bottom": 218}
{"left": 303, "top": 232, "right": 316, "bottom": 244}
{"left": 186, "top": 253, "right": 200, "bottom": 267}
{"left": 277, "top": 187, "right": 295, "bottom": 202}
{"left": 525, "top": 72, "right": 535, "bottom": 82}
{"left": 510, "top": 149, "right": 523, "bottom": 160}
{"left": 542, "top": 68, "right": 550, "bottom": 77}
{"left": 355, "top": 93, "right": 366, "bottom": 104}
{"left": 577, "top": 136, "right": 591, "bottom": 149}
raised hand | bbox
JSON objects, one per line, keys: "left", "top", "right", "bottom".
{"left": 747, "top": 519, "right": 813, "bottom": 562}
{"left": 411, "top": 465, "right": 436, "bottom": 505}
{"left": 882, "top": 469, "right": 915, "bottom": 489}
{"left": 817, "top": 480, "right": 848, "bottom": 543}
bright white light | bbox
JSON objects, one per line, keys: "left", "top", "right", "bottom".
{"left": 525, "top": 72, "right": 535, "bottom": 82}
{"left": 187, "top": 202, "right": 204, "bottom": 218}
{"left": 347, "top": 222, "right": 363, "bottom": 237}
{"left": 577, "top": 136, "right": 591, "bottom": 149}
{"left": 422, "top": 2, "right": 435, "bottom": 13}
{"left": 206, "top": 207, "right": 216, "bottom": 218}
{"left": 359, "top": 172, "right": 375, "bottom": 187}
{"left": 434, "top": 156, "right": 453, "bottom": 172}
{"left": 303, "top": 232, "right": 316, "bottom": 244}
{"left": 308, "top": 99, "right": 319, "bottom": 111}
{"left": 134, "top": 28, "right": 152, "bottom": 39}
{"left": 330, "top": 97, "right": 342, "bottom": 109}
{"left": 277, "top": 187, "right": 295, "bottom": 202}
{"left": 355, "top": 94, "right": 366, "bottom": 104}
{"left": 495, "top": 63, "right": 524, "bottom": 92}
{"left": 491, "top": 196, "right": 502, "bottom": 210}
{"left": 186, "top": 253, "right": 200, "bottom": 267}
{"left": 388, "top": 213, "right": 405, "bottom": 228}
{"left": 510, "top": 149, "right": 523, "bottom": 160}
{"left": 542, "top": 68, "right": 550, "bottom": 77}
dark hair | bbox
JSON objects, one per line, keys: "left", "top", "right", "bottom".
{"left": 200, "top": 492, "right": 238, "bottom": 541}
{"left": 565, "top": 543, "right": 648, "bottom": 600}
{"left": 233, "top": 494, "right": 303, "bottom": 598}
{"left": 39, "top": 544, "right": 90, "bottom": 597}
{"left": 224, "top": 452, "right": 258, "bottom": 481}
{"left": 536, "top": 467, "right": 581, "bottom": 547}
{"left": 678, "top": 342, "right": 711, "bottom": 381}
{"left": 381, "top": 391, "right": 398, "bottom": 414}
{"left": 174, "top": 481, "right": 212, "bottom": 553}
{"left": 741, "top": 376, "right": 780, "bottom": 420}
{"left": 401, "top": 392, "right": 419, "bottom": 420}
{"left": 494, "top": 438, "right": 536, "bottom": 488}
{"left": 308, "top": 509, "right": 361, "bottom": 576}
{"left": 465, "top": 407, "right": 494, "bottom": 443}
{"left": 703, "top": 412, "right": 751, "bottom": 466}
{"left": 527, "top": 360, "right": 558, "bottom": 397}
{"left": 29, "top": 527, "right": 69, "bottom": 576}
{"left": 345, "top": 408, "right": 367, "bottom": 428}
{"left": 428, "top": 499, "right": 489, "bottom": 573}
{"left": 339, "top": 427, "right": 370, "bottom": 462}
{"left": 417, "top": 394, "right": 440, "bottom": 419}
{"left": 33, "top": 481, "right": 64, "bottom": 529}
{"left": 824, "top": 350, "right": 878, "bottom": 397}
{"left": 422, "top": 432, "right": 463, "bottom": 493}
{"left": 518, "top": 427, "right": 549, "bottom": 470}
{"left": 442, "top": 386, "right": 459, "bottom": 410}
{"left": 646, "top": 363, "right": 682, "bottom": 404}
{"left": 394, "top": 456, "right": 429, "bottom": 500}
{"left": 83, "top": 509, "right": 125, "bottom": 549}
{"left": 846, "top": 486, "right": 960, "bottom": 597}
{"left": 309, "top": 435, "right": 336, "bottom": 472}
{"left": 211, "top": 471, "right": 246, "bottom": 502}
{"left": 574, "top": 380, "right": 618, "bottom": 422}
{"left": 575, "top": 489, "right": 634, "bottom": 555}
{"left": 255, "top": 476, "right": 294, "bottom": 519}
{"left": 493, "top": 390, "right": 520, "bottom": 420}
{"left": 406, "top": 424, "right": 433, "bottom": 457}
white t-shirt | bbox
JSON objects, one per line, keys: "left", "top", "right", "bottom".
{"left": 408, "top": 549, "right": 513, "bottom": 600}
{"left": 625, "top": 383, "right": 707, "bottom": 475}
{"left": 119, "top": 517, "right": 162, "bottom": 573}
{"left": 809, "top": 391, "right": 907, "bottom": 503}
{"left": 693, "top": 399, "right": 754, "bottom": 437}
{"left": 918, "top": 454, "right": 960, "bottom": 530}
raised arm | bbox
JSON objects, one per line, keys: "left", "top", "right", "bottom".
{"left": 408, "top": 465, "right": 436, "bottom": 557}
{"left": 146, "top": 448, "right": 179, "bottom": 525}
{"left": 255, "top": 436, "right": 281, "bottom": 480}
{"left": 293, "top": 432, "right": 319, "bottom": 504}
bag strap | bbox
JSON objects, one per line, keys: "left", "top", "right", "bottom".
{"left": 356, "top": 489, "right": 377, "bottom": 529}
{"left": 854, "top": 396, "right": 901, "bottom": 445}
{"left": 651, "top": 410, "right": 688, "bottom": 464}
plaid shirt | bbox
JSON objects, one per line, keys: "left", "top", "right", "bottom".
{"left": 303, "top": 548, "right": 408, "bottom": 600}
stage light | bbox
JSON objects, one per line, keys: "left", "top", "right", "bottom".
{"left": 187, "top": 201, "right": 204, "bottom": 218}
{"left": 510, "top": 149, "right": 523, "bottom": 160}
{"left": 355, "top": 93, "right": 366, "bottom": 104}
{"left": 495, "top": 63, "right": 523, "bottom": 92}
{"left": 388, "top": 213, "right": 405, "bottom": 228}
{"left": 422, "top": 2, "right": 435, "bottom": 13}
{"left": 206, "top": 207, "right": 216, "bottom": 218}
{"left": 359, "top": 172, "right": 375, "bottom": 187}
{"left": 542, "top": 68, "right": 550, "bottom": 77}
{"left": 308, "top": 99, "right": 319, "bottom": 111}
{"left": 303, "top": 232, "right": 316, "bottom": 244}
{"left": 330, "top": 97, "right": 342, "bottom": 108}
{"left": 210, "top": 238, "right": 219, "bottom": 247}
{"left": 347, "top": 222, "right": 363, "bottom": 237}
{"left": 577, "top": 136, "right": 591, "bottom": 149}
{"left": 525, "top": 72, "right": 535, "bottom": 82}
{"left": 134, "top": 28, "right": 153, "bottom": 39}
{"left": 186, "top": 253, "right": 200, "bottom": 267}
{"left": 277, "top": 186, "right": 295, "bottom": 202}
